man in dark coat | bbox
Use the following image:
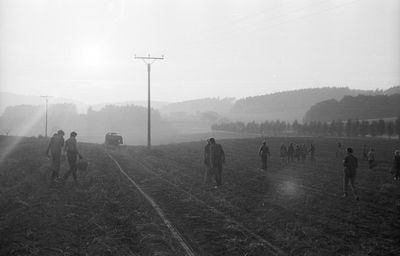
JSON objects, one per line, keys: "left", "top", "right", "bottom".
{"left": 367, "top": 148, "right": 376, "bottom": 169}
{"left": 342, "top": 147, "right": 359, "bottom": 200}
{"left": 280, "top": 144, "right": 288, "bottom": 166}
{"left": 393, "top": 150, "right": 400, "bottom": 180}
{"left": 295, "top": 145, "right": 301, "bottom": 162}
{"left": 46, "top": 130, "right": 65, "bottom": 183}
{"left": 204, "top": 138, "right": 225, "bottom": 187}
{"left": 309, "top": 143, "right": 316, "bottom": 162}
{"left": 62, "top": 131, "right": 83, "bottom": 182}
{"left": 259, "top": 141, "right": 270, "bottom": 170}
{"left": 287, "top": 143, "right": 294, "bottom": 163}
{"left": 203, "top": 139, "right": 212, "bottom": 184}
{"left": 362, "top": 144, "right": 368, "bottom": 160}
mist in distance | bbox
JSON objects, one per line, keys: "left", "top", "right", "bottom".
{"left": 0, "top": 0, "right": 399, "bottom": 144}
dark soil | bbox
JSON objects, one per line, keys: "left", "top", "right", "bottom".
{"left": 1, "top": 135, "right": 400, "bottom": 255}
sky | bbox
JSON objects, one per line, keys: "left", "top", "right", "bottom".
{"left": 0, "top": 0, "right": 399, "bottom": 104}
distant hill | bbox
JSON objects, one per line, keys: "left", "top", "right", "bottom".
{"left": 229, "top": 87, "right": 383, "bottom": 122}
{"left": 384, "top": 85, "right": 400, "bottom": 95}
{"left": 3, "top": 86, "right": 399, "bottom": 123}
{"left": 160, "top": 97, "right": 235, "bottom": 115}
{"left": 0, "top": 92, "right": 89, "bottom": 114}
{"left": 303, "top": 94, "right": 400, "bottom": 122}
{"left": 91, "top": 100, "right": 170, "bottom": 111}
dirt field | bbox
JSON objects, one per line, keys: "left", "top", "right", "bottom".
{"left": 1, "top": 135, "right": 399, "bottom": 255}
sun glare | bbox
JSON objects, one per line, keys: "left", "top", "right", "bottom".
{"left": 79, "top": 46, "right": 107, "bottom": 68}
{"left": 281, "top": 181, "right": 298, "bottom": 196}
{"left": 0, "top": 108, "right": 44, "bottom": 163}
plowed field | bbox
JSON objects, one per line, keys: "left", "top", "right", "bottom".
{"left": 1, "top": 135, "right": 399, "bottom": 255}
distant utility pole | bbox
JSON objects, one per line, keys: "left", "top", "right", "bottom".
{"left": 134, "top": 54, "right": 164, "bottom": 148}
{"left": 40, "top": 95, "right": 51, "bottom": 137}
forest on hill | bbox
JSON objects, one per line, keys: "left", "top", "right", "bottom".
{"left": 384, "top": 86, "right": 400, "bottom": 95}
{"left": 160, "top": 97, "right": 235, "bottom": 115}
{"left": 228, "top": 87, "right": 385, "bottom": 122}
{"left": 2, "top": 86, "right": 399, "bottom": 124}
{"left": 304, "top": 94, "right": 400, "bottom": 122}
{"left": 159, "top": 86, "right": 400, "bottom": 123}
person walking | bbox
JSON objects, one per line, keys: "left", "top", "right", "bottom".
{"left": 203, "top": 139, "right": 212, "bottom": 184}
{"left": 259, "top": 141, "right": 270, "bottom": 170}
{"left": 336, "top": 142, "right": 344, "bottom": 158}
{"left": 280, "top": 144, "right": 288, "bottom": 166}
{"left": 300, "top": 144, "right": 307, "bottom": 163}
{"left": 392, "top": 150, "right": 400, "bottom": 180}
{"left": 362, "top": 144, "right": 368, "bottom": 161}
{"left": 342, "top": 147, "right": 359, "bottom": 200}
{"left": 295, "top": 145, "right": 301, "bottom": 162}
{"left": 288, "top": 143, "right": 294, "bottom": 163}
{"left": 309, "top": 143, "right": 316, "bottom": 163}
{"left": 204, "top": 138, "right": 225, "bottom": 187}
{"left": 46, "top": 130, "right": 65, "bottom": 183}
{"left": 62, "top": 131, "right": 83, "bottom": 183}
{"left": 367, "top": 148, "right": 376, "bottom": 169}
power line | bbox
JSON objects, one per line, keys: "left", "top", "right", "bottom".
{"left": 40, "top": 95, "right": 52, "bottom": 137}
{"left": 180, "top": 0, "right": 361, "bottom": 53}
{"left": 134, "top": 54, "right": 164, "bottom": 148}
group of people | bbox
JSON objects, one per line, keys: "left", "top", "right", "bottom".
{"left": 202, "top": 138, "right": 400, "bottom": 200}
{"left": 202, "top": 138, "right": 317, "bottom": 188}
{"left": 339, "top": 147, "right": 400, "bottom": 199}
{"left": 46, "top": 130, "right": 84, "bottom": 184}
{"left": 279, "top": 142, "right": 315, "bottom": 165}
{"left": 259, "top": 142, "right": 316, "bottom": 169}
{"left": 46, "top": 131, "right": 400, "bottom": 198}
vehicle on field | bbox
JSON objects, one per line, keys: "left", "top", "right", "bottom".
{"left": 105, "top": 132, "right": 123, "bottom": 146}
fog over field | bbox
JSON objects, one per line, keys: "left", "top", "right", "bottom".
{"left": 1, "top": 86, "right": 400, "bottom": 145}
{"left": 1, "top": 0, "right": 399, "bottom": 144}
{"left": 1, "top": 1, "right": 400, "bottom": 255}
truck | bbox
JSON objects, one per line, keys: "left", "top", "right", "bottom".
{"left": 105, "top": 132, "right": 123, "bottom": 146}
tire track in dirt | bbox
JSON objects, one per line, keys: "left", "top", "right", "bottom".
{"left": 105, "top": 148, "right": 197, "bottom": 256}
{"left": 107, "top": 148, "right": 287, "bottom": 256}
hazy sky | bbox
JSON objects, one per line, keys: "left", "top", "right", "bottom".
{"left": 0, "top": 0, "right": 399, "bottom": 104}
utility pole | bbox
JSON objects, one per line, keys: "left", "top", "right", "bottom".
{"left": 134, "top": 54, "right": 164, "bottom": 148}
{"left": 40, "top": 95, "right": 51, "bottom": 137}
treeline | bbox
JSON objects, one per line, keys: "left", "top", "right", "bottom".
{"left": 211, "top": 118, "right": 400, "bottom": 138}
{"left": 161, "top": 97, "right": 235, "bottom": 115}
{"left": 304, "top": 94, "right": 400, "bottom": 122}
{"left": 0, "top": 104, "right": 171, "bottom": 141}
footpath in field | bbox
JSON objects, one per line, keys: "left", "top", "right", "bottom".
{"left": 114, "top": 137, "right": 400, "bottom": 255}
